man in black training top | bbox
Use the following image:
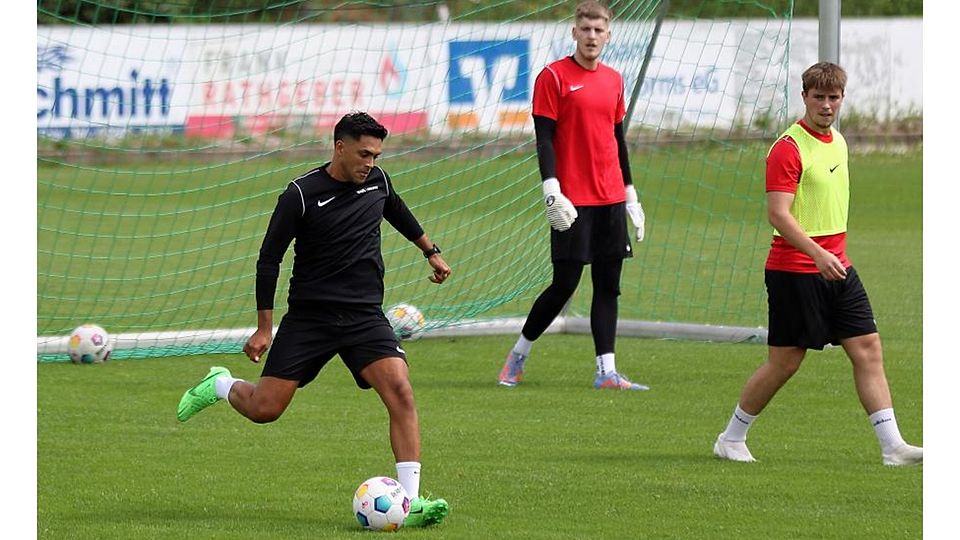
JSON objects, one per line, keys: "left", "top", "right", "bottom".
{"left": 177, "top": 112, "right": 452, "bottom": 527}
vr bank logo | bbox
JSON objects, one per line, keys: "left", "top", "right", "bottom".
{"left": 447, "top": 40, "right": 529, "bottom": 130}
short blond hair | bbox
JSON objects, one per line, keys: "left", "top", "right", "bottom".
{"left": 801, "top": 62, "right": 847, "bottom": 93}
{"left": 575, "top": 1, "right": 612, "bottom": 23}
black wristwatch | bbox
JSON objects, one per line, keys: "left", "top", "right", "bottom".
{"left": 422, "top": 243, "right": 441, "bottom": 258}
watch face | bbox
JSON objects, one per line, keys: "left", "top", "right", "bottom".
{"left": 546, "top": 195, "right": 556, "bottom": 206}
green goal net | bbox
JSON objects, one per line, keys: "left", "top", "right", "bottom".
{"left": 37, "top": 0, "right": 793, "bottom": 361}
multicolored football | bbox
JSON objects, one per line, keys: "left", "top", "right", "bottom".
{"left": 352, "top": 476, "right": 410, "bottom": 531}
{"left": 67, "top": 324, "right": 113, "bottom": 364}
{"left": 385, "top": 303, "right": 426, "bottom": 340}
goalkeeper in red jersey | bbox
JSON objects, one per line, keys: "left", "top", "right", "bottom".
{"left": 498, "top": 1, "right": 649, "bottom": 391}
{"left": 713, "top": 62, "right": 922, "bottom": 466}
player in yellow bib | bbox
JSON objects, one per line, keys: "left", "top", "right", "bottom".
{"left": 712, "top": 62, "right": 922, "bottom": 466}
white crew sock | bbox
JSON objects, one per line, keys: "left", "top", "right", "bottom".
{"left": 513, "top": 335, "right": 533, "bottom": 357}
{"left": 395, "top": 461, "right": 421, "bottom": 499}
{"left": 721, "top": 404, "right": 757, "bottom": 442}
{"left": 596, "top": 353, "right": 616, "bottom": 376}
{"left": 869, "top": 408, "right": 906, "bottom": 453}
{"left": 214, "top": 376, "right": 241, "bottom": 400}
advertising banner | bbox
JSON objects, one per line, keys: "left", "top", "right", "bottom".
{"left": 180, "top": 25, "right": 436, "bottom": 137}
{"left": 38, "top": 27, "right": 188, "bottom": 138}
{"left": 37, "top": 19, "right": 921, "bottom": 140}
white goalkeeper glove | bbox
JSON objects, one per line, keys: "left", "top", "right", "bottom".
{"left": 625, "top": 184, "right": 646, "bottom": 242}
{"left": 542, "top": 177, "right": 578, "bottom": 232}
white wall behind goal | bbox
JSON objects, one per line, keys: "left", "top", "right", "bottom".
{"left": 787, "top": 18, "right": 922, "bottom": 120}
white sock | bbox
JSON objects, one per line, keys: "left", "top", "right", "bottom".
{"left": 596, "top": 353, "right": 616, "bottom": 376}
{"left": 721, "top": 404, "right": 757, "bottom": 442}
{"left": 869, "top": 408, "right": 906, "bottom": 453}
{"left": 395, "top": 461, "right": 421, "bottom": 499}
{"left": 214, "top": 376, "right": 241, "bottom": 400}
{"left": 513, "top": 335, "right": 533, "bottom": 357}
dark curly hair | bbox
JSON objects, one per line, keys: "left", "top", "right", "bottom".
{"left": 333, "top": 111, "right": 388, "bottom": 142}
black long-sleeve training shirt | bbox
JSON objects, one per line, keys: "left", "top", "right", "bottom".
{"left": 255, "top": 163, "right": 424, "bottom": 310}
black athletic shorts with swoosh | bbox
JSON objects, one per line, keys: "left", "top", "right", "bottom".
{"left": 551, "top": 203, "right": 633, "bottom": 263}
{"left": 765, "top": 267, "right": 878, "bottom": 350}
{"left": 261, "top": 303, "right": 407, "bottom": 389}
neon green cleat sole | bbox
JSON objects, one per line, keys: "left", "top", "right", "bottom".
{"left": 403, "top": 496, "right": 449, "bottom": 528}
{"left": 177, "top": 366, "right": 231, "bottom": 422}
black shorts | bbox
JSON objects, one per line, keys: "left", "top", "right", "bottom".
{"left": 551, "top": 203, "right": 633, "bottom": 263}
{"left": 261, "top": 304, "right": 406, "bottom": 389}
{"left": 765, "top": 267, "right": 878, "bottom": 350}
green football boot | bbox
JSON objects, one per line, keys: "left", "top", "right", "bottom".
{"left": 403, "top": 496, "right": 449, "bottom": 528}
{"left": 177, "top": 366, "right": 231, "bottom": 422}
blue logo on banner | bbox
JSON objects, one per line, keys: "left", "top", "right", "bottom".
{"left": 38, "top": 46, "right": 71, "bottom": 73}
{"left": 448, "top": 40, "right": 529, "bottom": 104}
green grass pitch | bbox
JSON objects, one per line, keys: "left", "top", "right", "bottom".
{"left": 37, "top": 150, "right": 921, "bottom": 538}
{"left": 38, "top": 334, "right": 922, "bottom": 539}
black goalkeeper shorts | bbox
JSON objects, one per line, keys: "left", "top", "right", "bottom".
{"left": 765, "top": 267, "right": 878, "bottom": 350}
{"left": 261, "top": 304, "right": 406, "bottom": 389}
{"left": 551, "top": 203, "right": 633, "bottom": 263}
